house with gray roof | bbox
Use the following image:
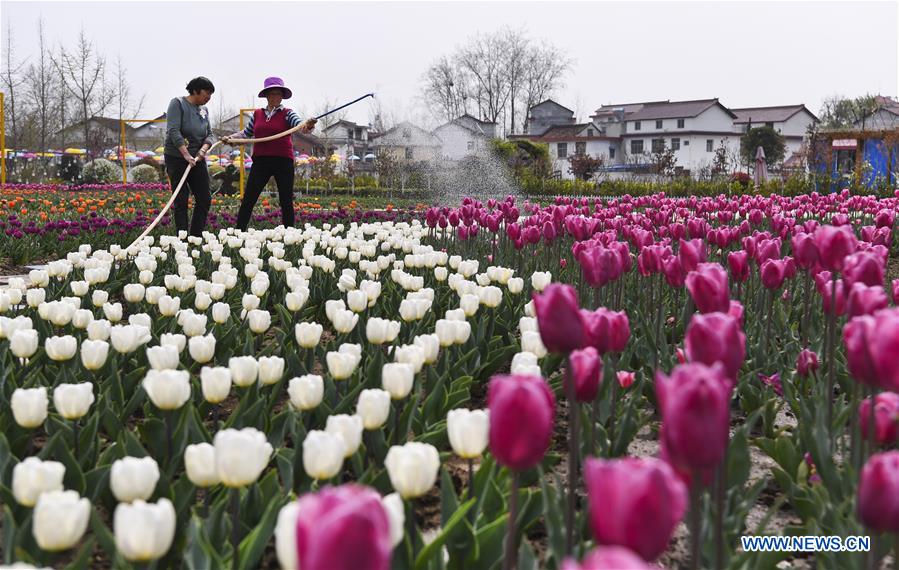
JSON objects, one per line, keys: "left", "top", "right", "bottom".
{"left": 731, "top": 104, "right": 818, "bottom": 161}
{"left": 433, "top": 114, "right": 498, "bottom": 161}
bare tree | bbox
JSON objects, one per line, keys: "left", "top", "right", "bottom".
{"left": 1, "top": 22, "right": 28, "bottom": 149}
{"left": 25, "top": 18, "right": 58, "bottom": 152}
{"left": 54, "top": 28, "right": 114, "bottom": 156}
{"left": 457, "top": 32, "right": 512, "bottom": 125}
{"left": 502, "top": 28, "right": 529, "bottom": 134}
{"left": 421, "top": 56, "right": 469, "bottom": 125}
{"left": 520, "top": 42, "right": 570, "bottom": 133}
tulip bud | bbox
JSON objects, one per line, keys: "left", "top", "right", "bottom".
{"left": 113, "top": 498, "right": 176, "bottom": 562}
{"left": 796, "top": 349, "right": 819, "bottom": 377}
{"left": 686, "top": 263, "right": 730, "bottom": 314}
{"left": 385, "top": 442, "right": 441, "bottom": 499}
{"left": 382, "top": 362, "right": 415, "bottom": 400}
{"left": 815, "top": 225, "right": 858, "bottom": 272}
{"left": 857, "top": 451, "right": 899, "bottom": 533}
{"left": 184, "top": 443, "right": 221, "bottom": 487}
{"left": 124, "top": 283, "right": 146, "bottom": 303}
{"left": 87, "top": 319, "right": 111, "bottom": 341}
{"left": 533, "top": 284, "right": 584, "bottom": 353}
{"left": 111, "top": 456, "right": 160, "bottom": 503}
{"left": 32, "top": 490, "right": 90, "bottom": 552}
{"left": 382, "top": 492, "right": 405, "bottom": 547}
{"left": 229, "top": 356, "right": 259, "bottom": 387}
{"left": 326, "top": 414, "right": 364, "bottom": 457}
{"left": 531, "top": 271, "right": 552, "bottom": 291}
{"left": 80, "top": 339, "right": 109, "bottom": 370}
{"left": 617, "top": 370, "right": 636, "bottom": 389}
{"left": 187, "top": 334, "right": 216, "bottom": 363}
{"left": 275, "top": 501, "right": 301, "bottom": 569}
{"left": 507, "top": 277, "right": 524, "bottom": 294}
{"left": 214, "top": 427, "right": 273, "bottom": 487}
{"left": 347, "top": 289, "right": 368, "bottom": 313}
{"left": 44, "top": 335, "right": 77, "bottom": 362}
{"left": 12, "top": 387, "right": 49, "bottom": 428}
{"left": 110, "top": 324, "right": 151, "bottom": 354}
{"left": 460, "top": 293, "right": 479, "bottom": 316}
{"left": 584, "top": 457, "right": 687, "bottom": 561}
{"left": 247, "top": 309, "right": 271, "bottom": 333}
{"left": 332, "top": 309, "right": 359, "bottom": 333}
{"left": 447, "top": 408, "right": 489, "bottom": 459}
{"left": 258, "top": 355, "right": 285, "bottom": 385}
{"left": 521, "top": 330, "right": 548, "bottom": 358}
{"left": 511, "top": 351, "right": 539, "bottom": 374}
{"left": 488, "top": 374, "right": 555, "bottom": 470}
{"left": 91, "top": 290, "right": 109, "bottom": 307}
{"left": 158, "top": 295, "right": 180, "bottom": 317}
{"left": 326, "top": 351, "right": 358, "bottom": 381}
{"left": 13, "top": 457, "right": 65, "bottom": 507}
{"left": 160, "top": 333, "right": 186, "bottom": 353}
{"left": 142, "top": 369, "right": 191, "bottom": 410}
{"left": 212, "top": 302, "right": 231, "bottom": 324}
{"left": 200, "top": 366, "right": 232, "bottom": 404}
{"left": 53, "top": 382, "right": 94, "bottom": 420}
{"left": 366, "top": 317, "right": 401, "bottom": 345}
{"left": 684, "top": 312, "right": 746, "bottom": 380}
{"left": 569, "top": 347, "right": 602, "bottom": 402}
{"left": 859, "top": 392, "right": 899, "bottom": 446}
{"left": 295, "top": 322, "right": 323, "bottom": 348}
{"left": 146, "top": 344, "right": 180, "bottom": 370}
{"left": 11, "top": 328, "right": 39, "bottom": 359}
{"left": 357, "top": 389, "right": 392, "bottom": 430}
{"left": 562, "top": 546, "right": 654, "bottom": 570}
{"left": 288, "top": 374, "right": 324, "bottom": 411}
{"left": 303, "top": 430, "right": 347, "bottom": 480}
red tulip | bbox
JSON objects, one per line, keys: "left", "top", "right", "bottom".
{"left": 488, "top": 374, "right": 555, "bottom": 470}
{"left": 685, "top": 312, "right": 746, "bottom": 380}
{"left": 294, "top": 484, "right": 392, "bottom": 570}
{"left": 857, "top": 451, "right": 899, "bottom": 533}
{"left": 796, "top": 349, "right": 819, "bottom": 377}
{"left": 584, "top": 457, "right": 687, "bottom": 561}
{"left": 581, "top": 308, "right": 630, "bottom": 354}
{"left": 846, "top": 283, "right": 889, "bottom": 318}
{"left": 533, "top": 284, "right": 585, "bottom": 353}
{"left": 616, "top": 370, "right": 636, "bottom": 389}
{"left": 815, "top": 225, "right": 858, "bottom": 272}
{"left": 561, "top": 546, "right": 653, "bottom": 570}
{"left": 569, "top": 347, "right": 602, "bottom": 402}
{"left": 843, "top": 309, "right": 899, "bottom": 390}
{"left": 685, "top": 263, "right": 730, "bottom": 314}
{"left": 656, "top": 363, "right": 732, "bottom": 473}
{"left": 727, "top": 250, "right": 749, "bottom": 283}
{"left": 859, "top": 392, "right": 899, "bottom": 446}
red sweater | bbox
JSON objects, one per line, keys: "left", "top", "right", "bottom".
{"left": 251, "top": 108, "right": 294, "bottom": 159}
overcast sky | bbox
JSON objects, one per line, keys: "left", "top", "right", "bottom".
{"left": 2, "top": 0, "right": 897, "bottom": 128}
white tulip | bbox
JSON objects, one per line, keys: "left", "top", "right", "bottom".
{"left": 346, "top": 289, "right": 368, "bottom": 313}
{"left": 447, "top": 408, "right": 490, "bottom": 459}
{"left": 324, "top": 299, "right": 346, "bottom": 322}
{"left": 12, "top": 457, "right": 65, "bottom": 506}
{"left": 114, "top": 498, "right": 176, "bottom": 562}
{"left": 26, "top": 288, "right": 46, "bottom": 308}
{"left": 110, "top": 324, "right": 151, "bottom": 354}
{"left": 357, "top": 389, "right": 391, "bottom": 430}
{"left": 32, "top": 490, "right": 90, "bottom": 551}
{"left": 384, "top": 442, "right": 440, "bottom": 499}
{"left": 111, "top": 456, "right": 160, "bottom": 503}
{"left": 229, "top": 356, "right": 258, "bottom": 387}
{"left": 460, "top": 294, "right": 479, "bottom": 316}
{"left": 145, "top": 286, "right": 166, "bottom": 305}
{"left": 139, "top": 269, "right": 154, "bottom": 285}
{"left": 181, "top": 313, "right": 207, "bottom": 338}
{"left": 275, "top": 501, "right": 301, "bottom": 569}
{"left": 258, "top": 355, "right": 285, "bottom": 386}
{"left": 445, "top": 308, "right": 466, "bottom": 321}
{"left": 251, "top": 278, "right": 269, "bottom": 297}
{"left": 434, "top": 266, "right": 448, "bottom": 281}
{"left": 200, "top": 366, "right": 231, "bottom": 404}
{"left": 393, "top": 344, "right": 425, "bottom": 374}
{"left": 11, "top": 387, "right": 48, "bottom": 428}
{"left": 247, "top": 309, "right": 271, "bottom": 333}
{"left": 413, "top": 334, "right": 440, "bottom": 364}
{"left": 80, "top": 339, "right": 109, "bottom": 370}
{"left": 123, "top": 283, "right": 146, "bottom": 303}
{"left": 10, "top": 328, "right": 39, "bottom": 360}
{"left": 366, "top": 317, "right": 400, "bottom": 344}
{"left": 478, "top": 286, "right": 502, "bottom": 308}
{"left": 159, "top": 333, "right": 186, "bottom": 353}
{"left": 184, "top": 443, "right": 220, "bottom": 487}
{"left": 435, "top": 319, "right": 456, "bottom": 348}
{"left": 214, "top": 428, "right": 273, "bottom": 487}
{"left": 507, "top": 277, "right": 524, "bottom": 294}
{"left": 87, "top": 319, "right": 111, "bottom": 341}
{"left": 531, "top": 271, "right": 552, "bottom": 291}
{"left": 382, "top": 362, "right": 415, "bottom": 400}
{"left": 285, "top": 289, "right": 309, "bottom": 312}
{"left": 70, "top": 280, "right": 89, "bottom": 296}
{"left": 382, "top": 493, "right": 405, "bottom": 547}
{"left": 302, "top": 430, "right": 345, "bottom": 480}
{"left": 241, "top": 293, "right": 260, "bottom": 312}
{"left": 449, "top": 255, "right": 461, "bottom": 270}
{"left": 294, "top": 322, "right": 323, "bottom": 348}
{"left": 332, "top": 309, "right": 358, "bottom": 334}
{"left": 326, "top": 351, "right": 358, "bottom": 381}
{"left": 521, "top": 330, "right": 548, "bottom": 358}
{"left": 476, "top": 273, "right": 491, "bottom": 286}
{"left": 519, "top": 317, "right": 538, "bottom": 334}
{"left": 188, "top": 334, "right": 216, "bottom": 363}
{"left": 212, "top": 302, "right": 230, "bottom": 324}
{"left": 194, "top": 291, "right": 212, "bottom": 311}
{"left": 91, "top": 290, "right": 109, "bottom": 307}
{"left": 158, "top": 295, "right": 180, "bottom": 317}
{"left": 511, "top": 351, "right": 540, "bottom": 373}
{"left": 325, "top": 414, "right": 364, "bottom": 457}
{"left": 287, "top": 375, "right": 324, "bottom": 411}
{"left": 451, "top": 320, "right": 472, "bottom": 345}
{"left": 142, "top": 369, "right": 191, "bottom": 410}
{"left": 146, "top": 344, "right": 180, "bottom": 370}
{"left": 43, "top": 335, "right": 76, "bottom": 362}
{"left": 53, "top": 383, "right": 94, "bottom": 420}
{"left": 399, "top": 298, "right": 430, "bottom": 321}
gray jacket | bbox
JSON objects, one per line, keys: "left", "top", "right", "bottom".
{"left": 164, "top": 97, "right": 215, "bottom": 157}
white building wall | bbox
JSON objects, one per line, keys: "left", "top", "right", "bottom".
{"left": 434, "top": 124, "right": 486, "bottom": 161}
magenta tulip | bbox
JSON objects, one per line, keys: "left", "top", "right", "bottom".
{"left": 796, "top": 349, "right": 819, "bottom": 377}
{"left": 581, "top": 308, "right": 630, "bottom": 354}
{"left": 859, "top": 392, "right": 899, "bottom": 446}
{"left": 857, "top": 451, "right": 899, "bottom": 533}
{"left": 684, "top": 312, "right": 746, "bottom": 380}
{"left": 616, "top": 370, "right": 636, "bottom": 389}
{"left": 846, "top": 283, "right": 889, "bottom": 318}
{"left": 569, "top": 347, "right": 602, "bottom": 402}
{"left": 893, "top": 279, "right": 899, "bottom": 305}
{"left": 656, "top": 363, "right": 732, "bottom": 473}
{"left": 843, "top": 250, "right": 885, "bottom": 288}
{"left": 685, "top": 263, "right": 730, "bottom": 314}
{"left": 726, "top": 250, "right": 749, "bottom": 283}
{"left": 488, "top": 374, "right": 555, "bottom": 470}
{"left": 561, "top": 547, "right": 654, "bottom": 570}
{"left": 677, "top": 238, "right": 706, "bottom": 272}
{"left": 844, "top": 309, "right": 899, "bottom": 390}
{"left": 533, "top": 284, "right": 585, "bottom": 353}
{"left": 814, "top": 225, "right": 858, "bottom": 272}
{"left": 791, "top": 232, "right": 819, "bottom": 270}
{"left": 760, "top": 258, "right": 788, "bottom": 290}
{"left": 578, "top": 246, "right": 621, "bottom": 288}
{"left": 759, "top": 372, "right": 783, "bottom": 397}
{"left": 294, "top": 484, "right": 392, "bottom": 570}
{"left": 584, "top": 457, "right": 687, "bottom": 561}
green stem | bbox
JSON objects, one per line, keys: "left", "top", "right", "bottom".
{"left": 502, "top": 471, "right": 519, "bottom": 570}
{"left": 565, "top": 356, "right": 579, "bottom": 555}
{"left": 231, "top": 487, "right": 240, "bottom": 570}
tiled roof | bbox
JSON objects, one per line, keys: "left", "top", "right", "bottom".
{"left": 731, "top": 105, "right": 811, "bottom": 124}
{"left": 626, "top": 99, "right": 732, "bottom": 121}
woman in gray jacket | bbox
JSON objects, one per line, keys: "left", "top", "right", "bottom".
{"left": 164, "top": 76, "right": 215, "bottom": 237}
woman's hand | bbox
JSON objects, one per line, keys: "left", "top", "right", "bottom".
{"left": 220, "top": 136, "right": 232, "bottom": 145}
{"left": 300, "top": 118, "right": 317, "bottom": 133}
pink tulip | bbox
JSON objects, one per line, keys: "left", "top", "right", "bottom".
{"left": 685, "top": 263, "right": 730, "bottom": 314}
{"left": 843, "top": 309, "right": 899, "bottom": 390}
{"left": 857, "top": 451, "right": 899, "bottom": 533}
{"left": 727, "top": 250, "right": 749, "bottom": 283}
{"left": 656, "top": 363, "right": 732, "bottom": 473}
{"left": 796, "top": 349, "right": 819, "bottom": 377}
{"left": 677, "top": 238, "right": 706, "bottom": 272}
{"left": 728, "top": 300, "right": 745, "bottom": 327}
{"left": 791, "top": 232, "right": 819, "bottom": 270}
{"left": 294, "top": 484, "right": 392, "bottom": 570}
{"left": 760, "top": 258, "right": 788, "bottom": 290}
{"left": 533, "top": 284, "right": 585, "bottom": 353}
{"left": 616, "top": 370, "right": 636, "bottom": 389}
{"left": 569, "top": 347, "right": 602, "bottom": 402}
{"left": 759, "top": 372, "right": 783, "bottom": 397}
{"left": 755, "top": 238, "right": 782, "bottom": 266}
{"left": 684, "top": 312, "right": 746, "bottom": 380}
{"left": 846, "top": 283, "right": 889, "bottom": 318}
{"left": 893, "top": 279, "right": 899, "bottom": 305}
{"left": 581, "top": 308, "right": 630, "bottom": 354}
{"left": 488, "top": 374, "right": 555, "bottom": 470}
{"left": 584, "top": 457, "right": 687, "bottom": 561}
{"left": 561, "top": 547, "right": 654, "bottom": 570}
{"left": 578, "top": 246, "right": 622, "bottom": 288}
{"left": 814, "top": 225, "right": 858, "bottom": 272}
{"left": 819, "top": 277, "right": 847, "bottom": 316}
{"left": 859, "top": 392, "right": 899, "bottom": 446}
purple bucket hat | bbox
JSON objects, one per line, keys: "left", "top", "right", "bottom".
{"left": 258, "top": 76, "right": 293, "bottom": 99}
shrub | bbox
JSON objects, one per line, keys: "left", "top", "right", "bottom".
{"left": 81, "top": 158, "right": 120, "bottom": 184}
{"left": 128, "top": 164, "right": 161, "bottom": 183}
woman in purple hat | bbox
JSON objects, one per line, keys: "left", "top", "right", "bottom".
{"left": 223, "top": 77, "right": 316, "bottom": 230}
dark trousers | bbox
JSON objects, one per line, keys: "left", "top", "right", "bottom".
{"left": 164, "top": 155, "right": 211, "bottom": 237}
{"left": 236, "top": 156, "right": 295, "bottom": 230}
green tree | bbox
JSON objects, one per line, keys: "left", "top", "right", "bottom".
{"left": 818, "top": 94, "right": 880, "bottom": 130}
{"left": 740, "top": 126, "right": 786, "bottom": 168}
